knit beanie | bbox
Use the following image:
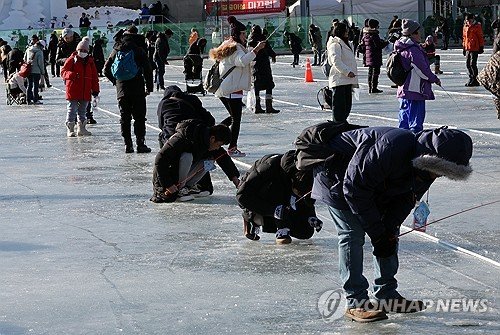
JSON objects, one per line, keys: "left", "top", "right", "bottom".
{"left": 77, "top": 37, "right": 90, "bottom": 52}
{"left": 228, "top": 16, "right": 246, "bottom": 40}
{"left": 62, "top": 28, "right": 74, "bottom": 38}
{"left": 401, "top": 19, "right": 420, "bottom": 36}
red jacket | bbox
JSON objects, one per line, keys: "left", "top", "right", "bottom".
{"left": 61, "top": 52, "right": 99, "bottom": 101}
{"left": 463, "top": 21, "right": 484, "bottom": 51}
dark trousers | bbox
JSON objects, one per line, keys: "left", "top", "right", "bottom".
{"left": 313, "top": 47, "right": 322, "bottom": 65}
{"left": 50, "top": 62, "right": 60, "bottom": 77}
{"left": 155, "top": 59, "right": 165, "bottom": 89}
{"left": 466, "top": 51, "right": 479, "bottom": 82}
{"left": 27, "top": 73, "right": 41, "bottom": 103}
{"left": 368, "top": 66, "right": 381, "bottom": 91}
{"left": 254, "top": 87, "right": 272, "bottom": 99}
{"left": 220, "top": 97, "right": 242, "bottom": 149}
{"left": 332, "top": 84, "right": 352, "bottom": 122}
{"left": 293, "top": 53, "right": 299, "bottom": 65}
{"left": 118, "top": 95, "right": 147, "bottom": 144}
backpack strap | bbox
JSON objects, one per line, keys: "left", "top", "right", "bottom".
{"left": 221, "top": 65, "right": 236, "bottom": 80}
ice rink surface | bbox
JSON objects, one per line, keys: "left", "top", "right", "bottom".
{"left": 0, "top": 49, "right": 499, "bottom": 334}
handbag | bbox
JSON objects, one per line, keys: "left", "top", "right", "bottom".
{"left": 18, "top": 62, "right": 32, "bottom": 78}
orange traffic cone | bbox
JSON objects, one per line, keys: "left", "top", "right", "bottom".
{"left": 305, "top": 57, "right": 314, "bottom": 82}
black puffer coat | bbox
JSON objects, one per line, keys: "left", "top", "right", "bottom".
{"left": 55, "top": 32, "right": 81, "bottom": 66}
{"left": 248, "top": 27, "right": 276, "bottom": 91}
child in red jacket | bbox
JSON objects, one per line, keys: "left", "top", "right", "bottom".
{"left": 61, "top": 37, "right": 99, "bottom": 137}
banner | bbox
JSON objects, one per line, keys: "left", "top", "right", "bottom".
{"left": 205, "top": 0, "right": 286, "bottom": 16}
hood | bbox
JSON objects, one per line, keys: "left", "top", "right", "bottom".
{"left": 209, "top": 39, "right": 238, "bottom": 61}
{"left": 162, "top": 85, "right": 205, "bottom": 112}
{"left": 280, "top": 150, "right": 313, "bottom": 195}
{"left": 394, "top": 36, "right": 417, "bottom": 52}
{"left": 414, "top": 127, "right": 473, "bottom": 181}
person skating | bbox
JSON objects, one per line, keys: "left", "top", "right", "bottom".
{"left": 247, "top": 25, "right": 279, "bottom": 114}
{"left": 61, "top": 37, "right": 99, "bottom": 137}
{"left": 395, "top": 19, "right": 441, "bottom": 133}
{"left": 237, "top": 150, "right": 322, "bottom": 244}
{"left": 360, "top": 19, "right": 389, "bottom": 94}
{"left": 208, "top": 16, "right": 266, "bottom": 157}
{"left": 151, "top": 120, "right": 240, "bottom": 203}
{"left": 310, "top": 125, "right": 473, "bottom": 322}
{"left": 463, "top": 13, "right": 485, "bottom": 87}
{"left": 104, "top": 25, "right": 154, "bottom": 154}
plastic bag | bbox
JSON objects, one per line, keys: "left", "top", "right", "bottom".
{"left": 91, "top": 95, "right": 100, "bottom": 108}
{"left": 412, "top": 201, "right": 430, "bottom": 232}
{"left": 353, "top": 87, "right": 360, "bottom": 101}
{"left": 246, "top": 89, "right": 256, "bottom": 112}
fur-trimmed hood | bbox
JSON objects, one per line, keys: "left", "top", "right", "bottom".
{"left": 209, "top": 39, "right": 239, "bottom": 61}
{"left": 413, "top": 127, "right": 473, "bottom": 180}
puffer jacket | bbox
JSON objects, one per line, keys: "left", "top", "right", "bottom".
{"left": 152, "top": 119, "right": 240, "bottom": 191}
{"left": 208, "top": 39, "right": 255, "bottom": 97}
{"left": 312, "top": 126, "right": 473, "bottom": 241}
{"left": 327, "top": 36, "right": 358, "bottom": 88}
{"left": 463, "top": 21, "right": 484, "bottom": 52}
{"left": 55, "top": 32, "right": 81, "bottom": 66}
{"left": 61, "top": 52, "right": 99, "bottom": 101}
{"left": 23, "top": 44, "right": 45, "bottom": 75}
{"left": 361, "top": 28, "right": 389, "bottom": 67}
{"left": 394, "top": 36, "right": 439, "bottom": 100}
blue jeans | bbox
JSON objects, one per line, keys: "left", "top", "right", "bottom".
{"left": 398, "top": 98, "right": 426, "bottom": 133}
{"left": 328, "top": 206, "right": 400, "bottom": 308}
{"left": 27, "top": 73, "right": 41, "bottom": 103}
{"left": 66, "top": 100, "right": 89, "bottom": 123}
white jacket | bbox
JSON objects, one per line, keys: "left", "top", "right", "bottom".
{"left": 214, "top": 41, "right": 256, "bottom": 97}
{"left": 327, "top": 36, "right": 358, "bottom": 88}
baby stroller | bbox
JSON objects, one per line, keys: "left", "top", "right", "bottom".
{"left": 183, "top": 38, "right": 207, "bottom": 95}
{"left": 6, "top": 86, "right": 26, "bottom": 105}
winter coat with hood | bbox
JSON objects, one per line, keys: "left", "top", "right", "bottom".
{"left": 327, "top": 36, "right": 358, "bottom": 88}
{"left": 361, "top": 28, "right": 389, "bottom": 67}
{"left": 103, "top": 33, "right": 154, "bottom": 99}
{"left": 237, "top": 151, "right": 315, "bottom": 219}
{"left": 208, "top": 39, "right": 256, "bottom": 97}
{"left": 247, "top": 30, "right": 276, "bottom": 91}
{"left": 463, "top": 20, "right": 484, "bottom": 52}
{"left": 61, "top": 51, "right": 99, "bottom": 101}
{"left": 157, "top": 85, "right": 216, "bottom": 144}
{"left": 55, "top": 32, "right": 81, "bottom": 66}
{"left": 312, "top": 126, "right": 473, "bottom": 242}
{"left": 23, "top": 43, "right": 45, "bottom": 75}
{"left": 394, "top": 36, "right": 439, "bottom": 100}
{"left": 152, "top": 119, "right": 240, "bottom": 192}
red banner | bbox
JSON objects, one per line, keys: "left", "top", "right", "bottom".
{"left": 205, "top": 0, "right": 286, "bottom": 16}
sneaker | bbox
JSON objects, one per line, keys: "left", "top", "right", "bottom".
{"left": 374, "top": 297, "right": 426, "bottom": 313}
{"left": 345, "top": 304, "right": 388, "bottom": 323}
{"left": 244, "top": 219, "right": 260, "bottom": 241}
{"left": 187, "top": 185, "right": 210, "bottom": 198}
{"left": 177, "top": 187, "right": 194, "bottom": 202}
{"left": 275, "top": 228, "right": 292, "bottom": 244}
{"left": 87, "top": 118, "right": 97, "bottom": 125}
{"left": 228, "top": 147, "right": 246, "bottom": 157}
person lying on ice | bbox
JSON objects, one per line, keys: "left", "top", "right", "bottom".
{"left": 151, "top": 119, "right": 240, "bottom": 203}
{"left": 236, "top": 150, "right": 323, "bottom": 244}
{"left": 311, "top": 126, "right": 473, "bottom": 322}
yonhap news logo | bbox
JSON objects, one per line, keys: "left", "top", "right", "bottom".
{"left": 317, "top": 289, "right": 346, "bottom": 322}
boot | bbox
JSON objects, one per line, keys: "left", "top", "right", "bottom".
{"left": 66, "top": 122, "right": 76, "bottom": 137}
{"left": 244, "top": 219, "right": 260, "bottom": 241}
{"left": 136, "top": 138, "right": 152, "bottom": 153}
{"left": 124, "top": 138, "right": 134, "bottom": 153}
{"left": 275, "top": 228, "right": 292, "bottom": 244}
{"left": 77, "top": 120, "right": 92, "bottom": 136}
{"left": 345, "top": 303, "right": 388, "bottom": 323}
{"left": 265, "top": 95, "right": 280, "bottom": 113}
{"left": 434, "top": 65, "right": 443, "bottom": 74}
{"left": 254, "top": 97, "right": 265, "bottom": 114}
{"left": 371, "top": 75, "right": 383, "bottom": 93}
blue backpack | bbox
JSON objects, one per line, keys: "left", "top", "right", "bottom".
{"left": 111, "top": 50, "right": 139, "bottom": 81}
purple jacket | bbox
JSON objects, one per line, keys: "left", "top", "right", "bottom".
{"left": 395, "top": 36, "right": 439, "bottom": 100}
{"left": 362, "top": 28, "right": 388, "bottom": 67}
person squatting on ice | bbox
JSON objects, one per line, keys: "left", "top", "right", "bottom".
{"left": 421, "top": 35, "right": 443, "bottom": 74}
{"left": 395, "top": 19, "right": 441, "bottom": 133}
{"left": 104, "top": 25, "right": 154, "bottom": 154}
{"left": 150, "top": 120, "right": 240, "bottom": 203}
{"left": 61, "top": 37, "right": 99, "bottom": 137}
{"left": 208, "top": 16, "right": 266, "bottom": 157}
{"left": 360, "top": 19, "right": 389, "bottom": 94}
{"left": 156, "top": 85, "right": 217, "bottom": 195}
{"left": 310, "top": 126, "right": 473, "bottom": 322}
{"left": 247, "top": 25, "right": 280, "bottom": 114}
{"left": 326, "top": 22, "right": 358, "bottom": 122}
{"left": 236, "top": 150, "right": 323, "bottom": 244}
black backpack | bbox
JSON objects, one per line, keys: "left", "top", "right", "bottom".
{"left": 386, "top": 50, "right": 412, "bottom": 86}
{"left": 204, "top": 61, "right": 236, "bottom": 94}
{"left": 294, "top": 121, "right": 366, "bottom": 171}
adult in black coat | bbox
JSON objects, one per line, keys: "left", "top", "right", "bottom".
{"left": 154, "top": 32, "right": 168, "bottom": 90}
{"left": 55, "top": 28, "right": 81, "bottom": 66}
{"left": 104, "top": 26, "right": 154, "bottom": 154}
{"left": 6, "top": 47, "right": 24, "bottom": 74}
{"left": 236, "top": 150, "right": 322, "bottom": 244}
{"left": 151, "top": 120, "right": 240, "bottom": 203}
{"left": 285, "top": 31, "right": 302, "bottom": 67}
{"left": 92, "top": 38, "right": 105, "bottom": 76}
{"left": 248, "top": 25, "right": 279, "bottom": 114}
{"left": 361, "top": 19, "right": 389, "bottom": 93}
{"left": 48, "top": 32, "right": 59, "bottom": 77}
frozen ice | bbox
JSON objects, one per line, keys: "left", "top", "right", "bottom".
{"left": 0, "top": 49, "right": 499, "bottom": 334}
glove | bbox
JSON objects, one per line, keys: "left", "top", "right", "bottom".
{"left": 478, "top": 46, "right": 484, "bottom": 54}
{"left": 274, "top": 205, "right": 293, "bottom": 221}
{"left": 308, "top": 217, "right": 323, "bottom": 232}
{"left": 463, "top": 49, "right": 466, "bottom": 56}
{"left": 372, "top": 231, "right": 398, "bottom": 258}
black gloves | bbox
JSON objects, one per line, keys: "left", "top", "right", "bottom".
{"left": 463, "top": 49, "right": 466, "bottom": 56}
{"left": 274, "top": 205, "right": 293, "bottom": 221}
{"left": 372, "top": 231, "right": 398, "bottom": 258}
{"left": 308, "top": 217, "right": 323, "bottom": 232}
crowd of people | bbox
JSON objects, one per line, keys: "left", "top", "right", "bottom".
{"left": 2, "top": 11, "right": 496, "bottom": 323}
